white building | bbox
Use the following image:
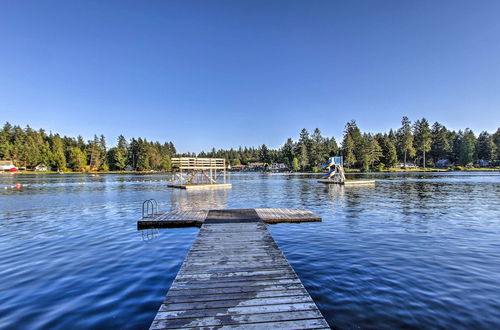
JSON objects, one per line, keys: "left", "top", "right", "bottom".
{"left": 0, "top": 160, "right": 16, "bottom": 171}
{"left": 269, "top": 163, "right": 287, "bottom": 170}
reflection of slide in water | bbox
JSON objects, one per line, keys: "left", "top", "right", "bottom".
{"left": 323, "top": 168, "right": 336, "bottom": 179}
{"left": 170, "top": 188, "right": 228, "bottom": 211}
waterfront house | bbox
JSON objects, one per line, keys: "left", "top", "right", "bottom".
{"left": 34, "top": 163, "right": 51, "bottom": 171}
{"left": 478, "top": 159, "right": 491, "bottom": 167}
{"left": 396, "top": 162, "right": 418, "bottom": 169}
{"left": 435, "top": 159, "right": 451, "bottom": 168}
{"left": 268, "top": 163, "right": 288, "bottom": 171}
{"left": 230, "top": 164, "right": 246, "bottom": 171}
{"left": 247, "top": 162, "right": 266, "bottom": 171}
{"left": 0, "top": 160, "right": 16, "bottom": 171}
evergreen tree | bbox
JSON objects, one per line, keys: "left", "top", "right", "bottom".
{"left": 430, "top": 122, "right": 451, "bottom": 163}
{"left": 476, "top": 131, "right": 494, "bottom": 161}
{"left": 368, "top": 136, "right": 383, "bottom": 169}
{"left": 310, "top": 128, "right": 327, "bottom": 166}
{"left": 281, "top": 138, "right": 295, "bottom": 165}
{"left": 259, "top": 144, "right": 271, "bottom": 164}
{"left": 378, "top": 133, "right": 397, "bottom": 168}
{"left": 413, "top": 118, "right": 432, "bottom": 167}
{"left": 325, "top": 137, "right": 339, "bottom": 157}
{"left": 493, "top": 128, "right": 500, "bottom": 164}
{"left": 68, "top": 147, "right": 87, "bottom": 171}
{"left": 292, "top": 157, "right": 300, "bottom": 171}
{"left": 88, "top": 135, "right": 102, "bottom": 170}
{"left": 458, "top": 129, "right": 476, "bottom": 166}
{"left": 343, "top": 120, "right": 363, "bottom": 168}
{"left": 342, "top": 134, "right": 356, "bottom": 168}
{"left": 50, "top": 134, "right": 66, "bottom": 170}
{"left": 397, "top": 116, "right": 416, "bottom": 167}
{"left": 299, "top": 144, "right": 309, "bottom": 171}
{"left": 98, "top": 135, "right": 108, "bottom": 171}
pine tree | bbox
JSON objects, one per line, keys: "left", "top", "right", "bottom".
{"left": 493, "top": 128, "right": 500, "bottom": 164}
{"left": 342, "top": 134, "right": 356, "bottom": 168}
{"left": 458, "top": 129, "right": 476, "bottom": 166}
{"left": 476, "top": 131, "right": 494, "bottom": 161}
{"left": 397, "top": 116, "right": 416, "bottom": 167}
{"left": 299, "top": 144, "right": 308, "bottom": 171}
{"left": 259, "top": 144, "right": 270, "bottom": 164}
{"left": 68, "top": 147, "right": 86, "bottom": 171}
{"left": 281, "top": 138, "right": 295, "bottom": 165}
{"left": 430, "top": 122, "right": 451, "bottom": 163}
{"left": 50, "top": 134, "right": 66, "bottom": 171}
{"left": 413, "top": 118, "right": 432, "bottom": 167}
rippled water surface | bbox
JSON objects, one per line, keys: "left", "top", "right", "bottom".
{"left": 1, "top": 172, "right": 499, "bottom": 329}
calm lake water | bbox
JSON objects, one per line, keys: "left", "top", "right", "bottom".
{"left": 0, "top": 172, "right": 499, "bottom": 329}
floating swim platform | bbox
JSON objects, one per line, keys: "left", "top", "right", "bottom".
{"left": 168, "top": 183, "right": 232, "bottom": 190}
{"left": 141, "top": 209, "right": 329, "bottom": 329}
{"left": 318, "top": 179, "right": 376, "bottom": 185}
{"left": 138, "top": 208, "right": 322, "bottom": 229}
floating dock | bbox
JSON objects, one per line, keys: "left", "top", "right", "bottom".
{"left": 318, "top": 179, "right": 376, "bottom": 185}
{"left": 138, "top": 208, "right": 322, "bottom": 229}
{"left": 167, "top": 183, "right": 232, "bottom": 190}
{"left": 141, "top": 209, "right": 329, "bottom": 329}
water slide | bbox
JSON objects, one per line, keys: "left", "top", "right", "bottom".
{"left": 321, "top": 157, "right": 345, "bottom": 182}
{"left": 321, "top": 158, "right": 336, "bottom": 179}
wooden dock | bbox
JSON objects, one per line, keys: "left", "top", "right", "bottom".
{"left": 144, "top": 209, "right": 329, "bottom": 329}
{"left": 168, "top": 183, "right": 233, "bottom": 190}
{"left": 318, "top": 179, "right": 376, "bottom": 185}
{"left": 138, "top": 208, "right": 322, "bottom": 229}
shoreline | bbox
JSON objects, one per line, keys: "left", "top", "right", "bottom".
{"left": 2, "top": 167, "right": 499, "bottom": 175}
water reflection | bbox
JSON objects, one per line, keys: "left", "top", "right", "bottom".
{"left": 169, "top": 188, "right": 228, "bottom": 211}
{"left": 141, "top": 229, "right": 160, "bottom": 241}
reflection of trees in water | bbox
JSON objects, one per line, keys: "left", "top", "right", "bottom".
{"left": 170, "top": 189, "right": 228, "bottom": 211}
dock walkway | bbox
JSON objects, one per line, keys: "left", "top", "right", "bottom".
{"left": 147, "top": 209, "right": 329, "bottom": 329}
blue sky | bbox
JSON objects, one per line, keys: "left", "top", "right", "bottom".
{"left": 1, "top": 0, "right": 499, "bottom": 152}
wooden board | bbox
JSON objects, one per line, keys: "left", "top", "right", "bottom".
{"left": 148, "top": 209, "right": 329, "bottom": 329}
{"left": 138, "top": 208, "right": 321, "bottom": 229}
{"left": 318, "top": 179, "right": 376, "bottom": 185}
{"left": 168, "top": 183, "right": 233, "bottom": 190}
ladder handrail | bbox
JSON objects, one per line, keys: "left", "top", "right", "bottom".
{"left": 142, "top": 199, "right": 158, "bottom": 218}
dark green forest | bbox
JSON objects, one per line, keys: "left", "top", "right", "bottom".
{"left": 1, "top": 117, "right": 499, "bottom": 172}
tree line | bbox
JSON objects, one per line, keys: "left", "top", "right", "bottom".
{"left": 0, "top": 123, "right": 175, "bottom": 171}
{"left": 1, "top": 118, "right": 499, "bottom": 172}
{"left": 200, "top": 117, "right": 499, "bottom": 171}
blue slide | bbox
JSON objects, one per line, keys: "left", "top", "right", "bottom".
{"left": 322, "top": 157, "right": 337, "bottom": 179}
{"left": 323, "top": 168, "right": 336, "bottom": 178}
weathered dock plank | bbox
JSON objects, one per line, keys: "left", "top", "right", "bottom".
{"left": 148, "top": 209, "right": 328, "bottom": 329}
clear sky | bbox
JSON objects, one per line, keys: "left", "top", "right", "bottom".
{"left": 1, "top": 0, "right": 499, "bottom": 152}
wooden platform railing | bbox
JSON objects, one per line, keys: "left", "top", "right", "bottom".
{"left": 172, "top": 157, "right": 226, "bottom": 169}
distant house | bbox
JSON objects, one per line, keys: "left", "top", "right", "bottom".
{"left": 396, "top": 162, "right": 418, "bottom": 169}
{"left": 268, "top": 163, "right": 287, "bottom": 171}
{"left": 124, "top": 165, "right": 134, "bottom": 171}
{"left": 34, "top": 163, "right": 51, "bottom": 171}
{"left": 435, "top": 159, "right": 451, "bottom": 168}
{"left": 247, "top": 162, "right": 266, "bottom": 171}
{"left": 478, "top": 159, "right": 491, "bottom": 167}
{"left": 0, "top": 160, "right": 16, "bottom": 171}
{"left": 230, "top": 164, "right": 246, "bottom": 171}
